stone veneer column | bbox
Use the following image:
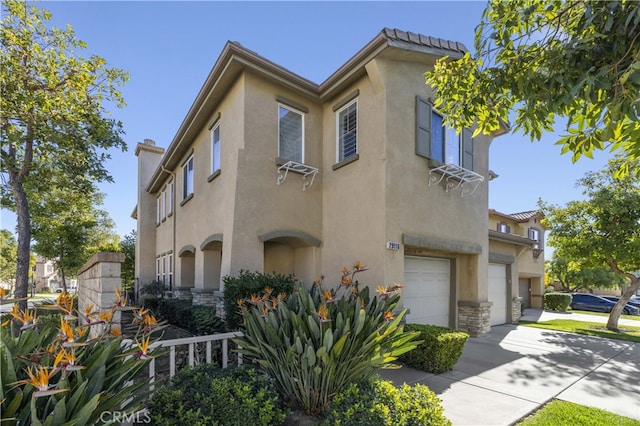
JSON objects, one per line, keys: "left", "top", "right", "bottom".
{"left": 172, "top": 287, "right": 194, "bottom": 300}
{"left": 77, "top": 252, "right": 125, "bottom": 338}
{"left": 457, "top": 301, "right": 492, "bottom": 337}
{"left": 190, "top": 289, "right": 226, "bottom": 318}
{"left": 512, "top": 296, "right": 523, "bottom": 324}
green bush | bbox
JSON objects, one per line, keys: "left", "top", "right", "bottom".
{"left": 398, "top": 324, "right": 469, "bottom": 373}
{"left": 157, "top": 298, "right": 226, "bottom": 335}
{"left": 544, "top": 293, "right": 572, "bottom": 311}
{"left": 234, "top": 265, "right": 421, "bottom": 416}
{"left": 222, "top": 270, "right": 297, "bottom": 330}
{"left": 147, "top": 364, "right": 288, "bottom": 426}
{"left": 322, "top": 375, "right": 451, "bottom": 426}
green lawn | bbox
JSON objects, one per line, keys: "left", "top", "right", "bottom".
{"left": 517, "top": 400, "right": 640, "bottom": 425}
{"left": 519, "top": 319, "right": 640, "bottom": 343}
{"left": 571, "top": 310, "right": 640, "bottom": 321}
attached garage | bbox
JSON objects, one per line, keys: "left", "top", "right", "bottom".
{"left": 488, "top": 263, "right": 508, "bottom": 325}
{"left": 403, "top": 256, "right": 451, "bottom": 327}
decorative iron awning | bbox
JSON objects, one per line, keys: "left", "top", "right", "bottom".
{"left": 428, "top": 163, "right": 484, "bottom": 197}
{"left": 277, "top": 161, "right": 318, "bottom": 191}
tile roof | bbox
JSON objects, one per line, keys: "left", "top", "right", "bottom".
{"left": 509, "top": 210, "right": 541, "bottom": 222}
{"left": 382, "top": 28, "right": 467, "bottom": 54}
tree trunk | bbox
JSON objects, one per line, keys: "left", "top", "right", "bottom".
{"left": 12, "top": 180, "right": 31, "bottom": 312}
{"left": 606, "top": 276, "right": 640, "bottom": 331}
{"left": 60, "top": 266, "right": 67, "bottom": 292}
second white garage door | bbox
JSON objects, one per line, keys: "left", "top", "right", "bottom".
{"left": 488, "top": 263, "right": 508, "bottom": 326}
{"left": 403, "top": 256, "right": 451, "bottom": 327}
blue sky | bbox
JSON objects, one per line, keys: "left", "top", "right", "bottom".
{"left": 1, "top": 1, "right": 614, "bottom": 241}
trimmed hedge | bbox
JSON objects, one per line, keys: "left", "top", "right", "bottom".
{"left": 222, "top": 270, "right": 297, "bottom": 330}
{"left": 399, "top": 324, "right": 469, "bottom": 373}
{"left": 147, "top": 364, "right": 288, "bottom": 426}
{"left": 322, "top": 375, "right": 451, "bottom": 426}
{"left": 544, "top": 293, "right": 572, "bottom": 312}
{"left": 157, "top": 298, "right": 226, "bottom": 335}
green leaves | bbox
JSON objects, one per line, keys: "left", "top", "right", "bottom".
{"left": 426, "top": 0, "right": 640, "bottom": 177}
{"left": 234, "top": 281, "right": 421, "bottom": 416}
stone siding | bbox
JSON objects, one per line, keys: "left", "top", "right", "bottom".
{"left": 458, "top": 301, "right": 492, "bottom": 337}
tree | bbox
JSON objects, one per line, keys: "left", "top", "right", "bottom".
{"left": 541, "top": 158, "right": 640, "bottom": 331}
{"left": 0, "top": 0, "right": 128, "bottom": 308}
{"left": 426, "top": 0, "right": 640, "bottom": 177}
{"left": 31, "top": 189, "right": 120, "bottom": 291}
{"left": 0, "top": 230, "right": 18, "bottom": 285}
{"left": 547, "top": 254, "right": 625, "bottom": 293}
{"left": 120, "top": 230, "right": 136, "bottom": 292}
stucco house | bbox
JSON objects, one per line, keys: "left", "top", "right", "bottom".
{"left": 133, "top": 28, "right": 541, "bottom": 336}
{"left": 488, "top": 210, "right": 547, "bottom": 315}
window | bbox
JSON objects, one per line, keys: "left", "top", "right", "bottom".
{"left": 211, "top": 124, "right": 221, "bottom": 174}
{"left": 529, "top": 228, "right": 541, "bottom": 250}
{"left": 416, "top": 96, "right": 474, "bottom": 170}
{"left": 182, "top": 155, "right": 194, "bottom": 200}
{"left": 337, "top": 100, "right": 357, "bottom": 162}
{"left": 156, "top": 196, "right": 161, "bottom": 225}
{"left": 168, "top": 180, "right": 174, "bottom": 215}
{"left": 278, "top": 105, "right": 304, "bottom": 162}
{"left": 156, "top": 257, "right": 161, "bottom": 282}
{"left": 497, "top": 222, "right": 511, "bottom": 233}
{"left": 161, "top": 255, "right": 166, "bottom": 286}
{"left": 168, "top": 253, "right": 173, "bottom": 290}
{"left": 161, "top": 187, "right": 167, "bottom": 220}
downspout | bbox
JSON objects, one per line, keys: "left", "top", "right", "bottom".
{"left": 161, "top": 165, "right": 177, "bottom": 293}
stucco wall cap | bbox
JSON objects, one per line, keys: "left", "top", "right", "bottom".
{"left": 77, "top": 252, "right": 125, "bottom": 276}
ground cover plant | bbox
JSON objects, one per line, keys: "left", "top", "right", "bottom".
{"left": 147, "top": 363, "right": 288, "bottom": 426}
{"left": 1, "top": 290, "right": 164, "bottom": 425}
{"left": 234, "top": 263, "right": 422, "bottom": 416}
{"left": 519, "top": 319, "right": 640, "bottom": 343}
{"left": 322, "top": 375, "right": 451, "bottom": 426}
{"left": 516, "top": 399, "right": 640, "bottom": 426}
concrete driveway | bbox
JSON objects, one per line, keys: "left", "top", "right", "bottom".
{"left": 381, "top": 310, "right": 640, "bottom": 425}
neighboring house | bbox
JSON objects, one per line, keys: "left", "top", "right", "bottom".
{"left": 34, "top": 256, "right": 58, "bottom": 292}
{"left": 488, "top": 210, "right": 547, "bottom": 314}
{"left": 134, "top": 28, "right": 519, "bottom": 336}
{"left": 33, "top": 256, "right": 78, "bottom": 292}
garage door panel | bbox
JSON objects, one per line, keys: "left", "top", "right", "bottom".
{"left": 403, "top": 257, "right": 450, "bottom": 327}
{"left": 488, "top": 263, "right": 507, "bottom": 326}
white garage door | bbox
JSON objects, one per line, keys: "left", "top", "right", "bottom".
{"left": 488, "top": 263, "right": 508, "bottom": 326}
{"left": 403, "top": 256, "right": 450, "bottom": 327}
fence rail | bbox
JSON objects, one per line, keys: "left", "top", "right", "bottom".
{"left": 126, "top": 331, "right": 245, "bottom": 391}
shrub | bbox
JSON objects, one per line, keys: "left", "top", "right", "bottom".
{"left": 1, "top": 291, "right": 162, "bottom": 425}
{"left": 399, "top": 324, "right": 469, "bottom": 373}
{"left": 223, "top": 270, "right": 297, "bottom": 330}
{"left": 157, "top": 298, "right": 226, "bottom": 335}
{"left": 322, "top": 375, "right": 451, "bottom": 426}
{"left": 143, "top": 296, "right": 160, "bottom": 313}
{"left": 234, "top": 264, "right": 421, "bottom": 416}
{"left": 147, "top": 364, "right": 288, "bottom": 426}
{"left": 141, "top": 280, "right": 165, "bottom": 299}
{"left": 544, "top": 293, "right": 572, "bottom": 311}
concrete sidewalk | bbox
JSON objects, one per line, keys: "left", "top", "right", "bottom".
{"left": 380, "top": 311, "right": 640, "bottom": 425}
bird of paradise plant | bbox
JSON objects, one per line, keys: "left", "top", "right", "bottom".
{"left": 1, "top": 285, "right": 162, "bottom": 425}
{"left": 234, "top": 263, "right": 421, "bottom": 416}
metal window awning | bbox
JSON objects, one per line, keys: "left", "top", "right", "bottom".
{"left": 277, "top": 161, "right": 318, "bottom": 191}
{"left": 428, "top": 163, "right": 484, "bottom": 197}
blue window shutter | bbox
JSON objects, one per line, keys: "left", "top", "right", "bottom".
{"left": 416, "top": 96, "right": 431, "bottom": 158}
{"left": 462, "top": 128, "right": 474, "bottom": 170}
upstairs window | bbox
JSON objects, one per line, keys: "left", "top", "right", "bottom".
{"left": 167, "top": 180, "right": 174, "bottom": 215}
{"left": 416, "top": 96, "right": 474, "bottom": 170}
{"left": 529, "top": 227, "right": 542, "bottom": 250}
{"left": 211, "top": 123, "right": 221, "bottom": 174}
{"left": 156, "top": 196, "right": 161, "bottom": 225}
{"left": 497, "top": 222, "right": 511, "bottom": 233}
{"left": 182, "top": 155, "right": 194, "bottom": 200}
{"left": 278, "top": 105, "right": 304, "bottom": 163}
{"left": 337, "top": 99, "right": 357, "bottom": 162}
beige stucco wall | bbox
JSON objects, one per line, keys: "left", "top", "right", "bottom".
{"left": 377, "top": 56, "right": 491, "bottom": 311}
